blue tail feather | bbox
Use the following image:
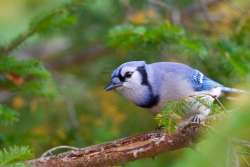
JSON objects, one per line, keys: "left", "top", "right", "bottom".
{"left": 221, "top": 87, "right": 247, "bottom": 94}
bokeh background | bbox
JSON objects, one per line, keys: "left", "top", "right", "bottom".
{"left": 0, "top": 0, "right": 250, "bottom": 166}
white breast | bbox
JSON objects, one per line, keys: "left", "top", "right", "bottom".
{"left": 118, "top": 84, "right": 149, "bottom": 106}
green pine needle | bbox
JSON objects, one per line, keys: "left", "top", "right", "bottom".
{"left": 0, "top": 56, "right": 49, "bottom": 78}
{"left": 0, "top": 105, "right": 18, "bottom": 126}
{"left": 155, "top": 97, "right": 223, "bottom": 133}
{"left": 108, "top": 22, "right": 207, "bottom": 57}
{"left": 0, "top": 146, "right": 33, "bottom": 166}
{"left": 0, "top": 56, "right": 57, "bottom": 97}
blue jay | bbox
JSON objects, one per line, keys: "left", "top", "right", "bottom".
{"left": 105, "top": 61, "right": 244, "bottom": 123}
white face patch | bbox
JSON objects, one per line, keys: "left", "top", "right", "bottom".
{"left": 123, "top": 71, "right": 142, "bottom": 88}
{"left": 118, "top": 66, "right": 143, "bottom": 89}
{"left": 118, "top": 69, "right": 149, "bottom": 106}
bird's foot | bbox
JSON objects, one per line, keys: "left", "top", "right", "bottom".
{"left": 190, "top": 115, "right": 201, "bottom": 125}
{"left": 178, "top": 115, "right": 204, "bottom": 130}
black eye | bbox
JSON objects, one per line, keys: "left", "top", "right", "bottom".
{"left": 124, "top": 72, "right": 132, "bottom": 78}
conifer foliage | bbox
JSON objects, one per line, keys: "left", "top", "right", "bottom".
{"left": 0, "top": 0, "right": 250, "bottom": 166}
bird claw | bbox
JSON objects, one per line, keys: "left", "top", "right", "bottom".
{"left": 190, "top": 115, "right": 201, "bottom": 125}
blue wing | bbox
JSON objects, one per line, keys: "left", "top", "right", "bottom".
{"left": 191, "top": 70, "right": 222, "bottom": 91}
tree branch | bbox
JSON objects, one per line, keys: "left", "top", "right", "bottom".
{"left": 26, "top": 124, "right": 201, "bottom": 167}
{"left": 0, "top": 0, "right": 81, "bottom": 55}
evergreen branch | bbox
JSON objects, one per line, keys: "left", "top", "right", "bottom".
{"left": 0, "top": 27, "right": 36, "bottom": 55}
{"left": 0, "top": 12, "right": 55, "bottom": 54}
{"left": 0, "top": 146, "right": 33, "bottom": 166}
{"left": 0, "top": 105, "right": 19, "bottom": 125}
{"left": 0, "top": 0, "right": 81, "bottom": 55}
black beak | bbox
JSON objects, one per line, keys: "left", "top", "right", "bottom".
{"left": 105, "top": 82, "right": 123, "bottom": 91}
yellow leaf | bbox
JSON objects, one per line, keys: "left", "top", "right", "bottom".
{"left": 12, "top": 96, "right": 25, "bottom": 109}
{"left": 128, "top": 9, "right": 157, "bottom": 25}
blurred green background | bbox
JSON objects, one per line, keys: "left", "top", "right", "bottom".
{"left": 0, "top": 0, "right": 250, "bottom": 166}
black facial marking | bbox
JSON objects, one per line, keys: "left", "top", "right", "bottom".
{"left": 124, "top": 72, "right": 132, "bottom": 78}
{"left": 137, "top": 66, "right": 148, "bottom": 85}
{"left": 136, "top": 65, "right": 159, "bottom": 108}
{"left": 138, "top": 95, "right": 159, "bottom": 108}
{"left": 116, "top": 65, "right": 160, "bottom": 108}
{"left": 118, "top": 68, "right": 125, "bottom": 82}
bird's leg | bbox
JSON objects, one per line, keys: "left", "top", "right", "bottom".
{"left": 184, "top": 94, "right": 213, "bottom": 125}
{"left": 190, "top": 107, "right": 211, "bottom": 125}
{"left": 178, "top": 104, "right": 211, "bottom": 129}
{"left": 190, "top": 115, "right": 201, "bottom": 124}
{"left": 178, "top": 115, "right": 201, "bottom": 128}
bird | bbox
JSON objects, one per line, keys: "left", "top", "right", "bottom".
{"left": 105, "top": 61, "right": 245, "bottom": 124}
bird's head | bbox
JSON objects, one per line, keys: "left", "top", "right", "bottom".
{"left": 105, "top": 61, "right": 148, "bottom": 92}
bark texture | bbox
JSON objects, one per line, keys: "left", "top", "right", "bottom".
{"left": 26, "top": 124, "right": 200, "bottom": 167}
